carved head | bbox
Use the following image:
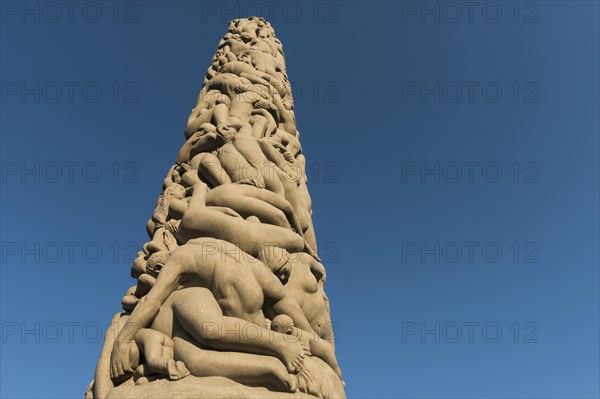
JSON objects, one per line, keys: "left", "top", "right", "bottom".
{"left": 146, "top": 251, "right": 171, "bottom": 278}
{"left": 271, "top": 314, "right": 295, "bottom": 335}
{"left": 168, "top": 183, "right": 187, "bottom": 200}
{"left": 216, "top": 124, "right": 237, "bottom": 143}
{"left": 259, "top": 246, "right": 291, "bottom": 284}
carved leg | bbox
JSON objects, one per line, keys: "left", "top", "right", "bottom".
{"left": 190, "top": 152, "right": 231, "bottom": 187}
{"left": 173, "top": 331, "right": 297, "bottom": 393}
{"left": 207, "top": 185, "right": 294, "bottom": 231}
{"left": 170, "top": 287, "right": 307, "bottom": 373}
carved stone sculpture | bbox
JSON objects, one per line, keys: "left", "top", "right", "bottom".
{"left": 86, "top": 17, "right": 345, "bottom": 399}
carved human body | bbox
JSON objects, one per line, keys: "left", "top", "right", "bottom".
{"left": 110, "top": 240, "right": 315, "bottom": 382}
{"left": 89, "top": 17, "right": 344, "bottom": 399}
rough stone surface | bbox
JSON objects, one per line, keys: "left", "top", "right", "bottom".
{"left": 106, "top": 377, "right": 312, "bottom": 399}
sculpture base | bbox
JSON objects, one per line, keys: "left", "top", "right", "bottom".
{"left": 105, "top": 376, "right": 330, "bottom": 399}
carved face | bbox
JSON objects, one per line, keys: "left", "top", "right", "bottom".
{"left": 239, "top": 53, "right": 252, "bottom": 65}
{"left": 146, "top": 251, "right": 171, "bottom": 277}
{"left": 258, "top": 29, "right": 271, "bottom": 39}
{"left": 170, "top": 184, "right": 187, "bottom": 200}
{"left": 240, "top": 27, "right": 257, "bottom": 43}
{"left": 216, "top": 124, "right": 237, "bottom": 142}
{"left": 271, "top": 314, "right": 295, "bottom": 335}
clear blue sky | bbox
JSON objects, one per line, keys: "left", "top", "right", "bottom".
{"left": 1, "top": 1, "right": 598, "bottom": 398}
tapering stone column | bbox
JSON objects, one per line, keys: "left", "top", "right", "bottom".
{"left": 86, "top": 17, "right": 345, "bottom": 399}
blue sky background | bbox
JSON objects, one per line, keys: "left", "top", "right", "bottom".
{"left": 1, "top": 1, "right": 598, "bottom": 398}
